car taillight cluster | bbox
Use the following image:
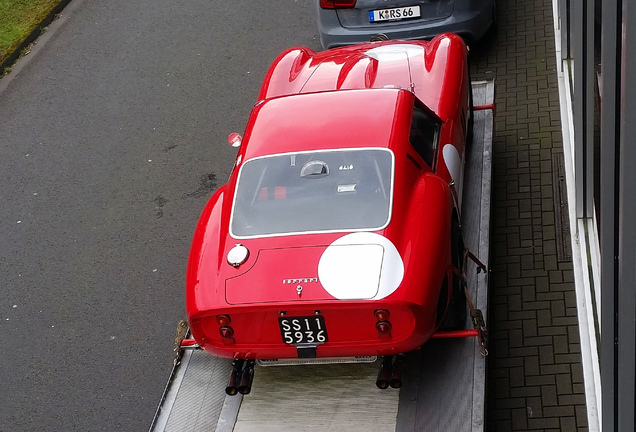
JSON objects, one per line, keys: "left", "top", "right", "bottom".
{"left": 319, "top": 0, "right": 356, "bottom": 9}
{"left": 217, "top": 314, "right": 235, "bottom": 344}
{"left": 374, "top": 309, "right": 392, "bottom": 339}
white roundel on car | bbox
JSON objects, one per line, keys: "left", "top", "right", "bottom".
{"left": 442, "top": 143, "right": 464, "bottom": 205}
{"left": 364, "top": 44, "right": 425, "bottom": 62}
{"left": 318, "top": 232, "right": 404, "bottom": 300}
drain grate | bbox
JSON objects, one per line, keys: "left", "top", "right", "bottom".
{"left": 552, "top": 152, "right": 572, "bottom": 262}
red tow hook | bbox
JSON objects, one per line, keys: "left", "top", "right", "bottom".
{"left": 180, "top": 339, "right": 199, "bottom": 348}
{"left": 431, "top": 329, "right": 479, "bottom": 338}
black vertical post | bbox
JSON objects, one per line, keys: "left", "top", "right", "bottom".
{"left": 601, "top": 0, "right": 636, "bottom": 429}
{"left": 617, "top": 0, "right": 636, "bottom": 429}
{"left": 559, "top": 0, "right": 570, "bottom": 61}
{"left": 572, "top": 0, "right": 596, "bottom": 218}
{"left": 599, "top": 0, "right": 619, "bottom": 429}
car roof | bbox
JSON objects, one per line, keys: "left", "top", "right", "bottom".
{"left": 241, "top": 88, "right": 414, "bottom": 159}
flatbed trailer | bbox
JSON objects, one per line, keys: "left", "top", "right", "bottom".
{"left": 149, "top": 80, "right": 494, "bottom": 432}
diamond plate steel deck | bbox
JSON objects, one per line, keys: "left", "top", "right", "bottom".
{"left": 150, "top": 80, "right": 494, "bottom": 432}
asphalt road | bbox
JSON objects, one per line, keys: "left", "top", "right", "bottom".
{"left": 0, "top": 1, "right": 320, "bottom": 430}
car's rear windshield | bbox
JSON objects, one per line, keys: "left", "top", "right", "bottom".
{"left": 230, "top": 148, "right": 394, "bottom": 237}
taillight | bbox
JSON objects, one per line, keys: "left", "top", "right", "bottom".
{"left": 376, "top": 321, "right": 392, "bottom": 339}
{"left": 218, "top": 317, "right": 235, "bottom": 344}
{"left": 376, "top": 321, "right": 392, "bottom": 334}
{"left": 320, "top": 0, "right": 357, "bottom": 9}
{"left": 374, "top": 309, "right": 392, "bottom": 339}
{"left": 216, "top": 314, "right": 231, "bottom": 326}
{"left": 219, "top": 326, "right": 234, "bottom": 338}
{"left": 216, "top": 315, "right": 234, "bottom": 343}
{"left": 374, "top": 309, "right": 390, "bottom": 321}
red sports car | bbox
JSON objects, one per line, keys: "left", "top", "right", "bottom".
{"left": 186, "top": 33, "right": 473, "bottom": 393}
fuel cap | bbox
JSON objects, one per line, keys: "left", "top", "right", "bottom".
{"left": 227, "top": 244, "right": 249, "bottom": 267}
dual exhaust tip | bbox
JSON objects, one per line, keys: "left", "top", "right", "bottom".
{"left": 226, "top": 354, "right": 404, "bottom": 395}
{"left": 376, "top": 354, "right": 405, "bottom": 390}
{"left": 226, "top": 359, "right": 255, "bottom": 396}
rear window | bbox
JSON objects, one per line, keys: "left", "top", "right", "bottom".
{"left": 230, "top": 148, "right": 394, "bottom": 237}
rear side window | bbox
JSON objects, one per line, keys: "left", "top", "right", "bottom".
{"left": 409, "top": 105, "right": 439, "bottom": 169}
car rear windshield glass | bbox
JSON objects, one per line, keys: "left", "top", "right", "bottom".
{"left": 231, "top": 148, "right": 394, "bottom": 237}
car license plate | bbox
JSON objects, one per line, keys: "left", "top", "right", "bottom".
{"left": 369, "top": 6, "right": 421, "bottom": 23}
{"left": 279, "top": 316, "right": 328, "bottom": 346}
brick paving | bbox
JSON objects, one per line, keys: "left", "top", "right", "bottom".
{"left": 468, "top": 0, "right": 589, "bottom": 430}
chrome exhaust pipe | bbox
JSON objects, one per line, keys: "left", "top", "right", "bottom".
{"left": 225, "top": 359, "right": 244, "bottom": 396}
{"left": 238, "top": 360, "right": 255, "bottom": 395}
{"left": 389, "top": 355, "right": 405, "bottom": 388}
{"left": 376, "top": 355, "right": 393, "bottom": 389}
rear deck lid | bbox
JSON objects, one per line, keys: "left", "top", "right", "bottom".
{"left": 225, "top": 232, "right": 404, "bottom": 305}
{"left": 225, "top": 245, "right": 381, "bottom": 304}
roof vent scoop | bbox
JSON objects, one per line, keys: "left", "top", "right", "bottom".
{"left": 300, "top": 160, "right": 329, "bottom": 178}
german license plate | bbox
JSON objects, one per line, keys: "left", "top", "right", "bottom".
{"left": 369, "top": 6, "right": 421, "bottom": 22}
{"left": 279, "top": 316, "right": 328, "bottom": 346}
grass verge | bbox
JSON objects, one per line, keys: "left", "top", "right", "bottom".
{"left": 0, "top": 0, "right": 60, "bottom": 64}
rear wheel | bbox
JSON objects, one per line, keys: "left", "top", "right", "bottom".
{"left": 440, "top": 219, "right": 467, "bottom": 330}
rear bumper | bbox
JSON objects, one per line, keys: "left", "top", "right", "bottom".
{"left": 189, "top": 300, "right": 436, "bottom": 359}
{"left": 200, "top": 338, "right": 425, "bottom": 359}
{"left": 316, "top": 2, "right": 495, "bottom": 49}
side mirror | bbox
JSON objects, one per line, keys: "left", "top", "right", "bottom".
{"left": 228, "top": 133, "right": 242, "bottom": 148}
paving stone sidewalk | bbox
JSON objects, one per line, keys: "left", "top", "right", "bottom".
{"left": 468, "top": 0, "right": 589, "bottom": 430}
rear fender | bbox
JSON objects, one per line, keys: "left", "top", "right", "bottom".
{"left": 392, "top": 173, "right": 453, "bottom": 308}
{"left": 186, "top": 186, "right": 229, "bottom": 318}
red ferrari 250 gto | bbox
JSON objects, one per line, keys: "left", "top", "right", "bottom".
{"left": 186, "top": 33, "right": 476, "bottom": 394}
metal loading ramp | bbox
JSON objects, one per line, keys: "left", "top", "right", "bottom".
{"left": 150, "top": 80, "right": 494, "bottom": 432}
{"left": 396, "top": 80, "right": 494, "bottom": 432}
